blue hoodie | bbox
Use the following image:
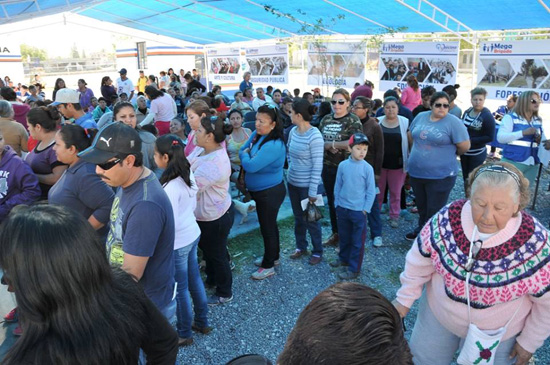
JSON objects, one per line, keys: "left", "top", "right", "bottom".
{"left": 0, "top": 146, "right": 41, "bottom": 221}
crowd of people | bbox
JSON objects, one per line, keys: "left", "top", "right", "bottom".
{"left": 0, "top": 67, "right": 549, "bottom": 365}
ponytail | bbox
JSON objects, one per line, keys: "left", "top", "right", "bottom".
{"left": 156, "top": 135, "right": 192, "bottom": 187}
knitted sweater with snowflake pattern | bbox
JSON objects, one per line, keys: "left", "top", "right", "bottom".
{"left": 396, "top": 199, "right": 550, "bottom": 354}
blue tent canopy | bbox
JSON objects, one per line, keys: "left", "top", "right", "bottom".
{"left": 1, "top": 0, "right": 549, "bottom": 44}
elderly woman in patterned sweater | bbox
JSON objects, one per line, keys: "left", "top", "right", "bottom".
{"left": 393, "top": 162, "right": 550, "bottom": 365}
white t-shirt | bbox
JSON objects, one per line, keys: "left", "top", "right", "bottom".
{"left": 116, "top": 77, "right": 135, "bottom": 96}
{"left": 150, "top": 93, "right": 177, "bottom": 121}
{"left": 163, "top": 175, "right": 201, "bottom": 249}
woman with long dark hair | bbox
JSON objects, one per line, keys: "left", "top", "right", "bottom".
{"left": 52, "top": 78, "right": 66, "bottom": 101}
{"left": 141, "top": 85, "right": 177, "bottom": 135}
{"left": 187, "top": 116, "right": 235, "bottom": 305}
{"left": 100, "top": 76, "right": 117, "bottom": 107}
{"left": 154, "top": 134, "right": 210, "bottom": 346}
{"left": 0, "top": 205, "right": 178, "bottom": 364}
{"left": 26, "top": 106, "right": 67, "bottom": 199}
{"left": 240, "top": 104, "right": 287, "bottom": 280}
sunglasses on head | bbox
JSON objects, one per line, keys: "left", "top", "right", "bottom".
{"left": 531, "top": 98, "right": 541, "bottom": 105}
{"left": 434, "top": 103, "right": 450, "bottom": 109}
{"left": 331, "top": 99, "right": 346, "bottom": 105}
{"left": 98, "top": 157, "right": 123, "bottom": 171}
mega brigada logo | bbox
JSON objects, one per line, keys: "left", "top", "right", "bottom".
{"left": 482, "top": 43, "right": 513, "bottom": 54}
{"left": 382, "top": 44, "right": 404, "bottom": 53}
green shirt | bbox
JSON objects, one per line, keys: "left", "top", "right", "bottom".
{"left": 319, "top": 113, "right": 362, "bottom": 167}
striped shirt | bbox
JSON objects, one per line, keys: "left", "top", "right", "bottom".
{"left": 287, "top": 126, "right": 324, "bottom": 197}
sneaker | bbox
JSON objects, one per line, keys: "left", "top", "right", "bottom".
{"left": 289, "top": 249, "right": 308, "bottom": 259}
{"left": 339, "top": 271, "right": 360, "bottom": 280}
{"left": 329, "top": 259, "right": 348, "bottom": 268}
{"left": 13, "top": 325, "right": 22, "bottom": 336}
{"left": 254, "top": 257, "right": 280, "bottom": 267}
{"left": 4, "top": 308, "right": 17, "bottom": 323}
{"left": 251, "top": 267, "right": 276, "bottom": 280}
{"left": 380, "top": 203, "right": 389, "bottom": 214}
{"left": 207, "top": 294, "right": 233, "bottom": 306}
{"left": 192, "top": 323, "right": 213, "bottom": 335}
{"left": 389, "top": 218, "right": 399, "bottom": 228}
{"left": 178, "top": 337, "right": 194, "bottom": 347}
{"left": 405, "top": 232, "right": 418, "bottom": 241}
{"left": 308, "top": 255, "right": 322, "bottom": 265}
{"left": 323, "top": 233, "right": 339, "bottom": 247}
{"left": 372, "top": 236, "right": 383, "bottom": 247}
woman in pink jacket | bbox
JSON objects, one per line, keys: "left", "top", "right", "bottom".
{"left": 400, "top": 75, "right": 421, "bottom": 111}
{"left": 393, "top": 162, "right": 550, "bottom": 365}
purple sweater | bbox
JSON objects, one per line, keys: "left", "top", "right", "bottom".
{"left": 0, "top": 146, "right": 41, "bottom": 221}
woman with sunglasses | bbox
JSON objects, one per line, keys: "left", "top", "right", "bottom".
{"left": 318, "top": 88, "right": 363, "bottom": 247}
{"left": 0, "top": 205, "right": 178, "bottom": 365}
{"left": 460, "top": 87, "right": 496, "bottom": 193}
{"left": 240, "top": 104, "right": 286, "bottom": 280}
{"left": 405, "top": 91, "right": 470, "bottom": 241}
{"left": 187, "top": 116, "right": 235, "bottom": 305}
{"left": 393, "top": 162, "right": 550, "bottom": 365}
{"left": 497, "top": 91, "right": 547, "bottom": 187}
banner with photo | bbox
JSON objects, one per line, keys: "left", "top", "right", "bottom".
{"left": 243, "top": 44, "right": 289, "bottom": 85}
{"left": 207, "top": 47, "right": 242, "bottom": 85}
{"left": 307, "top": 42, "right": 366, "bottom": 88}
{"left": 379, "top": 42, "right": 459, "bottom": 91}
{"left": 477, "top": 40, "right": 550, "bottom": 101}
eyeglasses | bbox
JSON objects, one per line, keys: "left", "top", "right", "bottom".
{"left": 434, "top": 103, "right": 450, "bottom": 109}
{"left": 531, "top": 98, "right": 541, "bottom": 104}
{"left": 465, "top": 239, "right": 483, "bottom": 272}
{"left": 331, "top": 99, "right": 346, "bottom": 105}
{"left": 98, "top": 157, "right": 123, "bottom": 171}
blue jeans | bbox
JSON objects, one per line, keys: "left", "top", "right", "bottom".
{"left": 366, "top": 193, "right": 382, "bottom": 238}
{"left": 174, "top": 236, "right": 208, "bottom": 339}
{"left": 336, "top": 206, "right": 367, "bottom": 273}
{"left": 288, "top": 183, "right": 323, "bottom": 256}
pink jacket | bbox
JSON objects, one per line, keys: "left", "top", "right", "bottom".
{"left": 400, "top": 87, "right": 421, "bottom": 111}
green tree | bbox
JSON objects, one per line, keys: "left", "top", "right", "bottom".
{"left": 20, "top": 44, "right": 48, "bottom": 61}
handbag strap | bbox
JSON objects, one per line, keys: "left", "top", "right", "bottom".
{"left": 465, "top": 225, "right": 524, "bottom": 327}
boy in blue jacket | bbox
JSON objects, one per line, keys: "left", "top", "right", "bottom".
{"left": 332, "top": 133, "right": 376, "bottom": 280}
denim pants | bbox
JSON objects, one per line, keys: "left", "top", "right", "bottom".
{"left": 410, "top": 175, "right": 456, "bottom": 234}
{"left": 174, "top": 236, "right": 208, "bottom": 339}
{"left": 336, "top": 206, "right": 366, "bottom": 273}
{"left": 460, "top": 149, "right": 487, "bottom": 191}
{"left": 321, "top": 165, "right": 338, "bottom": 234}
{"left": 410, "top": 294, "right": 516, "bottom": 365}
{"left": 250, "top": 182, "right": 286, "bottom": 268}
{"left": 366, "top": 192, "right": 382, "bottom": 238}
{"left": 198, "top": 204, "right": 235, "bottom": 298}
{"left": 288, "top": 183, "right": 323, "bottom": 256}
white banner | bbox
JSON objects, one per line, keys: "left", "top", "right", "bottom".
{"left": 477, "top": 40, "right": 550, "bottom": 101}
{"left": 207, "top": 47, "right": 242, "bottom": 85}
{"left": 243, "top": 44, "right": 288, "bottom": 85}
{"left": 307, "top": 42, "right": 366, "bottom": 88}
{"left": 379, "top": 42, "right": 459, "bottom": 91}
{"left": 0, "top": 41, "right": 24, "bottom": 84}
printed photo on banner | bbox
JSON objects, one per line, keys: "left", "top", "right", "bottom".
{"left": 243, "top": 44, "right": 289, "bottom": 84}
{"left": 476, "top": 40, "right": 550, "bottom": 100}
{"left": 307, "top": 42, "right": 366, "bottom": 88}
{"left": 207, "top": 47, "right": 243, "bottom": 85}
{"left": 379, "top": 42, "right": 459, "bottom": 91}
{"left": 210, "top": 58, "right": 240, "bottom": 74}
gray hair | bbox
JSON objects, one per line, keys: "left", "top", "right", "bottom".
{"left": 0, "top": 100, "right": 14, "bottom": 119}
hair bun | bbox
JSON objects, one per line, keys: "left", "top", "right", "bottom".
{"left": 222, "top": 122, "right": 234, "bottom": 136}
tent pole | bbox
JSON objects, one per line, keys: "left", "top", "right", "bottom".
{"left": 531, "top": 163, "right": 543, "bottom": 210}
{"left": 470, "top": 32, "right": 478, "bottom": 89}
{"left": 301, "top": 39, "right": 306, "bottom": 90}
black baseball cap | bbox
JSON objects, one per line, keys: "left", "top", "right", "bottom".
{"left": 78, "top": 122, "right": 142, "bottom": 164}
{"left": 119, "top": 68, "right": 127, "bottom": 74}
{"left": 349, "top": 132, "right": 369, "bottom": 147}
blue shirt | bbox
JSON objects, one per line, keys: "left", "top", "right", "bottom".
{"left": 48, "top": 160, "right": 115, "bottom": 237}
{"left": 239, "top": 80, "right": 253, "bottom": 93}
{"left": 239, "top": 132, "right": 286, "bottom": 192}
{"left": 75, "top": 112, "right": 98, "bottom": 129}
{"left": 334, "top": 157, "right": 375, "bottom": 213}
{"left": 408, "top": 111, "right": 470, "bottom": 179}
{"left": 106, "top": 173, "right": 175, "bottom": 309}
